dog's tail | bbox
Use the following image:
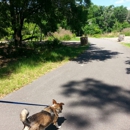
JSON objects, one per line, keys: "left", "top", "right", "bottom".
{"left": 20, "top": 108, "right": 31, "bottom": 127}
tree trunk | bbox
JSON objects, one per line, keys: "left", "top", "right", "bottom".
{"left": 10, "top": 5, "right": 24, "bottom": 47}
{"left": 80, "top": 36, "right": 88, "bottom": 45}
{"left": 14, "top": 16, "right": 24, "bottom": 47}
{"left": 14, "top": 28, "right": 22, "bottom": 47}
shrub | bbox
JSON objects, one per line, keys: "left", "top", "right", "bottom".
{"left": 52, "top": 27, "right": 73, "bottom": 40}
{"left": 47, "top": 36, "right": 54, "bottom": 41}
{"left": 44, "top": 38, "right": 62, "bottom": 50}
{"left": 62, "top": 34, "right": 71, "bottom": 40}
{"left": 101, "top": 32, "right": 119, "bottom": 38}
{"left": 121, "top": 28, "right": 130, "bottom": 36}
{"left": 82, "top": 24, "right": 102, "bottom": 36}
{"left": 122, "top": 22, "right": 130, "bottom": 28}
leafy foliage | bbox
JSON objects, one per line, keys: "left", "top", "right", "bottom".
{"left": 0, "top": 0, "right": 130, "bottom": 42}
{"left": 82, "top": 24, "right": 102, "bottom": 35}
{"left": 114, "top": 6, "right": 128, "bottom": 23}
{"left": 0, "top": 0, "right": 91, "bottom": 45}
{"left": 87, "top": 4, "right": 130, "bottom": 35}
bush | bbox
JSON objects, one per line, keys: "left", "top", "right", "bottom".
{"left": 121, "top": 28, "right": 130, "bottom": 36}
{"left": 100, "top": 32, "right": 119, "bottom": 38}
{"left": 62, "top": 34, "right": 71, "bottom": 40}
{"left": 52, "top": 27, "right": 73, "bottom": 40}
{"left": 44, "top": 38, "right": 62, "bottom": 50}
{"left": 122, "top": 22, "right": 130, "bottom": 28}
{"left": 82, "top": 24, "right": 102, "bottom": 36}
{"left": 48, "top": 36, "right": 54, "bottom": 41}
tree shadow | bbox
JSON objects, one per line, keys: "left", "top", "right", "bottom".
{"left": 126, "top": 68, "right": 130, "bottom": 74}
{"left": 73, "top": 44, "right": 122, "bottom": 64}
{"left": 61, "top": 78, "right": 130, "bottom": 128}
{"left": 125, "top": 59, "right": 130, "bottom": 74}
{"left": 0, "top": 43, "right": 121, "bottom": 79}
{"left": 46, "top": 117, "right": 66, "bottom": 130}
{"left": 0, "top": 100, "right": 66, "bottom": 130}
{"left": 62, "top": 41, "right": 80, "bottom": 46}
{"left": 0, "top": 41, "right": 85, "bottom": 79}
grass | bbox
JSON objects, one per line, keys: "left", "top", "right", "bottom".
{"left": 70, "top": 37, "right": 80, "bottom": 41}
{"left": 121, "top": 42, "right": 130, "bottom": 48}
{"left": 100, "top": 33, "right": 118, "bottom": 38}
{"left": 0, "top": 42, "right": 89, "bottom": 98}
{"left": 124, "top": 43, "right": 130, "bottom": 47}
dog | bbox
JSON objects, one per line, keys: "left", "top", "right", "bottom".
{"left": 20, "top": 99, "right": 64, "bottom": 130}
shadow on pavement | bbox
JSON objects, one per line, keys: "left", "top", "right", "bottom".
{"left": 46, "top": 117, "right": 66, "bottom": 130}
{"left": 61, "top": 78, "right": 130, "bottom": 128}
{"left": 73, "top": 44, "right": 122, "bottom": 64}
{"left": 125, "top": 59, "right": 130, "bottom": 74}
{"left": 126, "top": 68, "right": 130, "bottom": 74}
{"left": 0, "top": 100, "right": 66, "bottom": 130}
{"left": 62, "top": 41, "right": 80, "bottom": 46}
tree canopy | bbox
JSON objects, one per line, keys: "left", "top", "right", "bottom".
{"left": 0, "top": 0, "right": 91, "bottom": 46}
{"left": 86, "top": 4, "right": 130, "bottom": 35}
{"left": 0, "top": 0, "right": 130, "bottom": 45}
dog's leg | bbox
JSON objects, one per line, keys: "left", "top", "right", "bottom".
{"left": 23, "top": 126, "right": 29, "bottom": 130}
{"left": 39, "top": 125, "right": 45, "bottom": 130}
{"left": 53, "top": 116, "right": 61, "bottom": 129}
{"left": 54, "top": 122, "right": 61, "bottom": 129}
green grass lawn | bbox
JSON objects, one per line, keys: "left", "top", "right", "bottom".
{"left": 0, "top": 43, "right": 89, "bottom": 98}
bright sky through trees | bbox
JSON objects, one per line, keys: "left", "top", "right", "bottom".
{"left": 91, "top": 0, "right": 130, "bottom": 9}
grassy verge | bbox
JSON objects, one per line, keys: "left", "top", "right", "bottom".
{"left": 124, "top": 43, "right": 130, "bottom": 47}
{"left": 121, "top": 42, "right": 130, "bottom": 48}
{"left": 70, "top": 37, "right": 80, "bottom": 41}
{"left": 0, "top": 43, "right": 89, "bottom": 98}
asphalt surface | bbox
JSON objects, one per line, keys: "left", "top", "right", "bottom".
{"left": 0, "top": 38, "right": 130, "bottom": 130}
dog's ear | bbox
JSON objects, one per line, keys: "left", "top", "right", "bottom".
{"left": 53, "top": 99, "right": 57, "bottom": 104}
{"left": 60, "top": 103, "right": 64, "bottom": 106}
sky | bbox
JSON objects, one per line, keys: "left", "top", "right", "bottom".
{"left": 91, "top": 0, "right": 130, "bottom": 10}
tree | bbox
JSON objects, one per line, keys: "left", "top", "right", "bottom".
{"left": 1, "top": 0, "right": 47, "bottom": 46}
{"left": 127, "top": 10, "right": 130, "bottom": 23}
{"left": 87, "top": 4, "right": 130, "bottom": 33}
{"left": 65, "top": 0, "right": 91, "bottom": 35}
{"left": 114, "top": 6, "right": 128, "bottom": 23}
{"left": 0, "top": 0, "right": 91, "bottom": 46}
{"left": 0, "top": 2, "right": 10, "bottom": 38}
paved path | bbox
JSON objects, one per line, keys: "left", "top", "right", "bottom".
{"left": 0, "top": 38, "right": 130, "bottom": 130}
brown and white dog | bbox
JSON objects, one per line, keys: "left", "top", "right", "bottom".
{"left": 20, "top": 99, "right": 64, "bottom": 130}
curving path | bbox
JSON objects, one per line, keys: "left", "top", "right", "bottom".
{"left": 0, "top": 38, "right": 130, "bottom": 130}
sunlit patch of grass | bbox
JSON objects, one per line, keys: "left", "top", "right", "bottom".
{"left": 70, "top": 37, "right": 80, "bottom": 41}
{"left": 0, "top": 61, "right": 64, "bottom": 97}
{"left": 121, "top": 42, "right": 130, "bottom": 48}
{"left": 124, "top": 43, "right": 130, "bottom": 47}
{"left": 0, "top": 44, "right": 89, "bottom": 98}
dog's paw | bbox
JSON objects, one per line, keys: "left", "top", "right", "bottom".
{"left": 57, "top": 126, "right": 61, "bottom": 129}
{"left": 55, "top": 123, "right": 61, "bottom": 129}
{"left": 54, "top": 122, "right": 61, "bottom": 129}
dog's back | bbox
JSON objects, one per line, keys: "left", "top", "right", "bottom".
{"left": 20, "top": 109, "right": 56, "bottom": 130}
{"left": 20, "top": 99, "right": 64, "bottom": 130}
